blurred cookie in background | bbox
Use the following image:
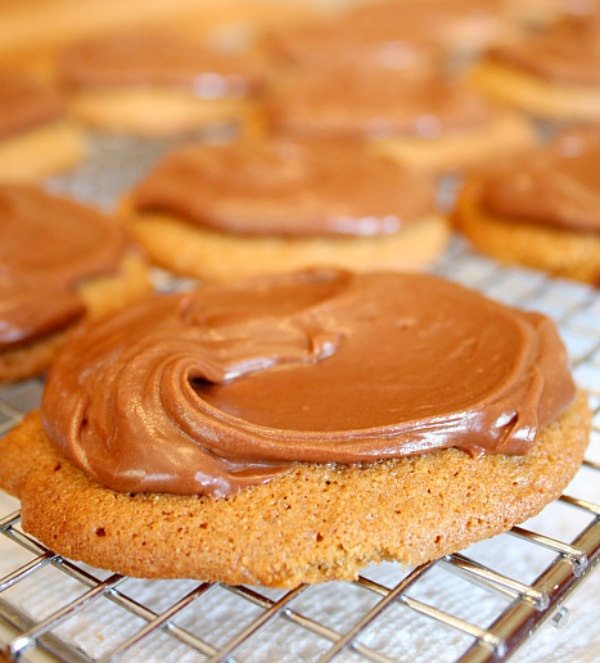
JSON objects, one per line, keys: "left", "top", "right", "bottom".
{"left": 125, "top": 138, "right": 449, "bottom": 280}
{"left": 0, "top": 185, "right": 151, "bottom": 382}
{"left": 454, "top": 127, "right": 600, "bottom": 284}
{"left": 266, "top": 0, "right": 513, "bottom": 73}
{"left": 0, "top": 73, "right": 86, "bottom": 182}
{"left": 472, "top": 16, "right": 600, "bottom": 122}
{"left": 59, "top": 30, "right": 267, "bottom": 136}
{"left": 265, "top": 67, "right": 536, "bottom": 173}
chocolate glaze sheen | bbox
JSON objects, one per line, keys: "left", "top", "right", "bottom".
{"left": 481, "top": 128, "right": 600, "bottom": 233}
{"left": 132, "top": 139, "right": 436, "bottom": 237}
{"left": 0, "top": 186, "right": 126, "bottom": 349}
{"left": 42, "top": 270, "right": 576, "bottom": 499}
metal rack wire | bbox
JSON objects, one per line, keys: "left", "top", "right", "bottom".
{"left": 0, "top": 243, "right": 599, "bottom": 663}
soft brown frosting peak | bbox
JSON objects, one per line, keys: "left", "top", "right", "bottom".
{"left": 42, "top": 270, "right": 576, "bottom": 499}
{"left": 0, "top": 186, "right": 127, "bottom": 349}
{"left": 481, "top": 128, "right": 600, "bottom": 232}
{"left": 61, "top": 31, "right": 264, "bottom": 94}
{"left": 267, "top": 69, "right": 493, "bottom": 140}
{"left": 0, "top": 75, "right": 64, "bottom": 140}
{"left": 492, "top": 17, "right": 600, "bottom": 84}
{"left": 132, "top": 139, "right": 436, "bottom": 236}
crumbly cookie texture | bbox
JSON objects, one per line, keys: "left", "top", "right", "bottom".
{"left": 455, "top": 179, "right": 600, "bottom": 285}
{"left": 0, "top": 393, "right": 589, "bottom": 588}
{"left": 128, "top": 212, "right": 449, "bottom": 281}
{"left": 0, "top": 252, "right": 150, "bottom": 383}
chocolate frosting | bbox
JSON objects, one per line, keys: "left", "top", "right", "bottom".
{"left": 481, "top": 128, "right": 600, "bottom": 233}
{"left": 60, "top": 31, "right": 264, "bottom": 94}
{"left": 491, "top": 16, "right": 600, "bottom": 85}
{"left": 0, "top": 186, "right": 127, "bottom": 349}
{"left": 267, "top": 69, "right": 493, "bottom": 140}
{"left": 0, "top": 75, "right": 64, "bottom": 140}
{"left": 132, "top": 139, "right": 436, "bottom": 237}
{"left": 42, "top": 270, "right": 576, "bottom": 499}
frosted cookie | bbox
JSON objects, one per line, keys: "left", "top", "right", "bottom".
{"left": 0, "top": 185, "right": 151, "bottom": 382}
{"left": 127, "top": 138, "right": 448, "bottom": 280}
{"left": 0, "top": 74, "right": 85, "bottom": 182}
{"left": 455, "top": 128, "right": 600, "bottom": 283}
{"left": 472, "top": 16, "right": 600, "bottom": 122}
{"left": 0, "top": 270, "right": 588, "bottom": 586}
{"left": 266, "top": 68, "right": 536, "bottom": 173}
{"left": 267, "top": 0, "right": 510, "bottom": 72}
{"left": 59, "top": 30, "right": 266, "bottom": 136}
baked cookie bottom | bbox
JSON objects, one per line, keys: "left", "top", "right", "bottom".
{"left": 455, "top": 179, "right": 600, "bottom": 284}
{"left": 70, "top": 86, "right": 256, "bottom": 136}
{"left": 470, "top": 62, "right": 600, "bottom": 122}
{"left": 129, "top": 212, "right": 449, "bottom": 280}
{"left": 0, "top": 252, "right": 151, "bottom": 383}
{"left": 372, "top": 112, "right": 536, "bottom": 174}
{"left": 0, "top": 393, "right": 589, "bottom": 588}
{"left": 0, "top": 120, "right": 86, "bottom": 182}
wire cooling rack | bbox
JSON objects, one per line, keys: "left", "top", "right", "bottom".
{"left": 1, "top": 130, "right": 599, "bottom": 661}
{"left": 0, "top": 241, "right": 599, "bottom": 663}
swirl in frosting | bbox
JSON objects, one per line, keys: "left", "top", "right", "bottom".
{"left": 42, "top": 270, "right": 576, "bottom": 499}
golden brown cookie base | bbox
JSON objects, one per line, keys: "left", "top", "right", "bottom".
{"left": 129, "top": 212, "right": 449, "bottom": 280}
{"left": 0, "top": 394, "right": 589, "bottom": 587}
{"left": 455, "top": 178, "right": 600, "bottom": 284}
{"left": 0, "top": 120, "right": 86, "bottom": 182}
{"left": 0, "top": 252, "right": 151, "bottom": 383}
{"left": 373, "top": 112, "right": 536, "bottom": 173}
{"left": 471, "top": 62, "right": 600, "bottom": 122}
{"left": 70, "top": 87, "right": 257, "bottom": 136}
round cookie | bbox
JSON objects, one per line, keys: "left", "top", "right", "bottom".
{"left": 265, "top": 67, "right": 536, "bottom": 173}
{"left": 0, "top": 185, "right": 151, "bottom": 382}
{"left": 59, "top": 30, "right": 266, "bottom": 136}
{"left": 454, "top": 129, "right": 600, "bottom": 284}
{"left": 471, "top": 17, "right": 600, "bottom": 122}
{"left": 0, "top": 393, "right": 589, "bottom": 587}
{"left": 0, "top": 269, "right": 586, "bottom": 587}
{"left": 127, "top": 138, "right": 449, "bottom": 280}
{"left": 0, "top": 74, "right": 85, "bottom": 182}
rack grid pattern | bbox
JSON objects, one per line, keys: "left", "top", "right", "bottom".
{"left": 1, "top": 242, "right": 599, "bottom": 663}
